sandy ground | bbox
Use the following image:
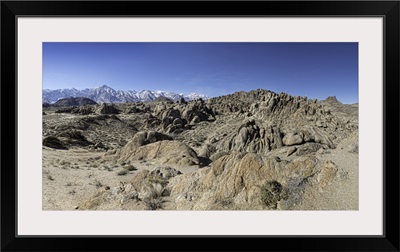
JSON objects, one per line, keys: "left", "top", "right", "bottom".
{"left": 42, "top": 147, "right": 198, "bottom": 210}
{"left": 294, "top": 131, "right": 358, "bottom": 210}
{"left": 43, "top": 132, "right": 358, "bottom": 211}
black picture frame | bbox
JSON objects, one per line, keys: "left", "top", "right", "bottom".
{"left": 1, "top": 1, "right": 399, "bottom": 251}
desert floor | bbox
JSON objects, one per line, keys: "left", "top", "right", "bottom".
{"left": 43, "top": 90, "right": 359, "bottom": 211}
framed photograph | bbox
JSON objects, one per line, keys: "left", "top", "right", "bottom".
{"left": 1, "top": 1, "right": 399, "bottom": 251}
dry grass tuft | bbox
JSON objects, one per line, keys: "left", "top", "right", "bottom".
{"left": 142, "top": 182, "right": 169, "bottom": 210}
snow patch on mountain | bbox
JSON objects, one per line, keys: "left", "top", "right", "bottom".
{"left": 42, "top": 85, "right": 210, "bottom": 104}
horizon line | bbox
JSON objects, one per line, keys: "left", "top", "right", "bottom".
{"left": 42, "top": 85, "right": 358, "bottom": 104}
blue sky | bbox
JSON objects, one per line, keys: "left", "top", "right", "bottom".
{"left": 43, "top": 42, "right": 358, "bottom": 104}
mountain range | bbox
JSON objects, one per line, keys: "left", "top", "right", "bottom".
{"left": 42, "top": 85, "right": 210, "bottom": 104}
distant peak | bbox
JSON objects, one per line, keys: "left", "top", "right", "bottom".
{"left": 42, "top": 85, "right": 210, "bottom": 103}
{"left": 324, "top": 96, "right": 342, "bottom": 104}
{"left": 98, "top": 85, "right": 113, "bottom": 89}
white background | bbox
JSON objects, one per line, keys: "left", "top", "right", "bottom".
{"left": 18, "top": 17, "right": 383, "bottom": 236}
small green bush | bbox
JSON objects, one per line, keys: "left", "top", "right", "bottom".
{"left": 260, "top": 180, "right": 283, "bottom": 209}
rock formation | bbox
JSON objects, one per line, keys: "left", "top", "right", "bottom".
{"left": 42, "top": 88, "right": 358, "bottom": 211}
{"left": 52, "top": 97, "right": 97, "bottom": 107}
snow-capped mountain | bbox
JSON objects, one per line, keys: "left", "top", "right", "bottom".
{"left": 42, "top": 85, "right": 210, "bottom": 104}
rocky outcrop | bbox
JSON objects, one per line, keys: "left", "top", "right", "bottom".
{"left": 165, "top": 152, "right": 343, "bottom": 210}
{"left": 320, "top": 96, "right": 358, "bottom": 123}
{"left": 127, "top": 131, "right": 173, "bottom": 148}
{"left": 52, "top": 97, "right": 97, "bottom": 107}
{"left": 96, "top": 103, "right": 120, "bottom": 114}
{"left": 181, "top": 99, "right": 215, "bottom": 123}
{"left": 43, "top": 136, "right": 68, "bottom": 149}
{"left": 72, "top": 105, "right": 95, "bottom": 115}
{"left": 152, "top": 99, "right": 216, "bottom": 134}
{"left": 282, "top": 132, "right": 303, "bottom": 146}
{"left": 124, "top": 106, "right": 141, "bottom": 114}
{"left": 160, "top": 108, "right": 185, "bottom": 133}
{"left": 107, "top": 140, "right": 200, "bottom": 167}
{"left": 54, "top": 105, "right": 96, "bottom": 115}
{"left": 203, "top": 89, "right": 354, "bottom": 157}
{"left": 54, "top": 107, "right": 74, "bottom": 113}
{"left": 283, "top": 126, "right": 334, "bottom": 148}
{"left": 213, "top": 118, "right": 334, "bottom": 155}
{"left": 153, "top": 96, "right": 174, "bottom": 103}
{"left": 56, "top": 129, "right": 92, "bottom": 147}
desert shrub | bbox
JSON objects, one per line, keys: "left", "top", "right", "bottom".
{"left": 142, "top": 182, "right": 168, "bottom": 210}
{"left": 59, "top": 159, "right": 70, "bottom": 166}
{"left": 147, "top": 183, "right": 162, "bottom": 197}
{"left": 147, "top": 175, "right": 168, "bottom": 187}
{"left": 104, "top": 166, "right": 113, "bottom": 172}
{"left": 124, "top": 165, "right": 137, "bottom": 171}
{"left": 260, "top": 180, "right": 283, "bottom": 209}
{"left": 348, "top": 144, "right": 358, "bottom": 154}
{"left": 94, "top": 180, "right": 102, "bottom": 188}
{"left": 337, "top": 169, "right": 349, "bottom": 180}
{"left": 278, "top": 177, "right": 305, "bottom": 209}
{"left": 143, "top": 197, "right": 165, "bottom": 211}
{"left": 215, "top": 197, "right": 233, "bottom": 208}
{"left": 43, "top": 170, "right": 54, "bottom": 181}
